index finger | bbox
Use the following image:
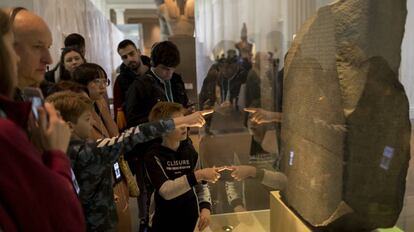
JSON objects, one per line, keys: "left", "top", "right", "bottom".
{"left": 243, "top": 108, "right": 258, "bottom": 113}
{"left": 217, "top": 166, "right": 234, "bottom": 172}
{"left": 201, "top": 109, "right": 214, "bottom": 116}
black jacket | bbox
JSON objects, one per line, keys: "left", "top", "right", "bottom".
{"left": 144, "top": 140, "right": 211, "bottom": 232}
{"left": 125, "top": 70, "right": 189, "bottom": 127}
{"left": 117, "top": 63, "right": 139, "bottom": 103}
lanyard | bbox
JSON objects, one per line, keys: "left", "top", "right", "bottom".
{"left": 151, "top": 68, "right": 174, "bottom": 102}
{"left": 164, "top": 80, "right": 174, "bottom": 102}
{"left": 220, "top": 72, "right": 237, "bottom": 103}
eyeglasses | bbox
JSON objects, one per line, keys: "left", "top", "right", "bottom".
{"left": 91, "top": 78, "right": 110, "bottom": 86}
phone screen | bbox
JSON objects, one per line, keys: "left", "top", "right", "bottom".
{"left": 22, "top": 87, "right": 44, "bottom": 120}
{"left": 113, "top": 162, "right": 122, "bottom": 182}
{"left": 30, "top": 96, "right": 43, "bottom": 120}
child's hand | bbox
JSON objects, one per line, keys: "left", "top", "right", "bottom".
{"left": 198, "top": 208, "right": 211, "bottom": 231}
{"left": 174, "top": 110, "right": 213, "bottom": 128}
{"left": 195, "top": 167, "right": 220, "bottom": 183}
{"left": 230, "top": 165, "right": 257, "bottom": 181}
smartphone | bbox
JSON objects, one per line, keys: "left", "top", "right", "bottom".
{"left": 22, "top": 87, "right": 44, "bottom": 120}
{"left": 113, "top": 162, "right": 122, "bottom": 183}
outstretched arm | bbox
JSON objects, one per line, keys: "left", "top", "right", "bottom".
{"left": 95, "top": 110, "right": 214, "bottom": 162}
{"left": 244, "top": 108, "right": 283, "bottom": 124}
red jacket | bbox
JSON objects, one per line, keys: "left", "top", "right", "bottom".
{"left": 0, "top": 96, "right": 85, "bottom": 232}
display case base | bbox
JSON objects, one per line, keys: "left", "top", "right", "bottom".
{"left": 270, "top": 191, "right": 312, "bottom": 232}
{"left": 269, "top": 191, "right": 404, "bottom": 232}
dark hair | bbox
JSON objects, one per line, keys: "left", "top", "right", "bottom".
{"left": 64, "top": 33, "right": 85, "bottom": 48}
{"left": 141, "top": 55, "right": 151, "bottom": 68}
{"left": 0, "top": 10, "right": 14, "bottom": 97}
{"left": 117, "top": 39, "right": 137, "bottom": 52}
{"left": 59, "top": 47, "right": 85, "bottom": 81}
{"left": 72, "top": 63, "right": 108, "bottom": 86}
{"left": 226, "top": 56, "right": 239, "bottom": 64}
{"left": 227, "top": 49, "right": 238, "bottom": 58}
{"left": 150, "top": 41, "right": 180, "bottom": 67}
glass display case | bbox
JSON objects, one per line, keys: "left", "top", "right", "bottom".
{"left": 2, "top": 0, "right": 413, "bottom": 230}
{"left": 208, "top": 209, "right": 270, "bottom": 232}
{"left": 193, "top": 0, "right": 414, "bottom": 231}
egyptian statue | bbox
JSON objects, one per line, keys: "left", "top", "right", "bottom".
{"left": 155, "top": 0, "right": 195, "bottom": 39}
{"left": 235, "top": 23, "right": 253, "bottom": 63}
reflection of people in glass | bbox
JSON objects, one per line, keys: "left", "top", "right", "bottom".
{"left": 199, "top": 53, "right": 260, "bottom": 117}
{"left": 244, "top": 107, "right": 283, "bottom": 124}
{"left": 228, "top": 108, "right": 286, "bottom": 191}
{"left": 228, "top": 165, "right": 287, "bottom": 190}
{"left": 198, "top": 55, "right": 243, "bottom": 214}
{"left": 245, "top": 107, "right": 283, "bottom": 160}
{"left": 199, "top": 51, "right": 263, "bottom": 213}
{"left": 243, "top": 107, "right": 285, "bottom": 210}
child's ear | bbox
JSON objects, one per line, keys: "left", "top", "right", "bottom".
{"left": 66, "top": 121, "right": 75, "bottom": 133}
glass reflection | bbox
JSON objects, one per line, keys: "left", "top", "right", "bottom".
{"left": 194, "top": 0, "right": 412, "bottom": 231}
{"left": 196, "top": 3, "right": 285, "bottom": 213}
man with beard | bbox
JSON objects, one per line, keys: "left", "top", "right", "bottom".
{"left": 114, "top": 39, "right": 148, "bottom": 124}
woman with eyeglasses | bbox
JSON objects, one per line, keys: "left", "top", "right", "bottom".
{"left": 72, "top": 63, "right": 110, "bottom": 106}
{"left": 72, "top": 63, "right": 134, "bottom": 232}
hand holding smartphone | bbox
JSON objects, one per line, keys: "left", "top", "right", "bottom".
{"left": 23, "top": 88, "right": 71, "bottom": 152}
{"left": 22, "top": 87, "right": 44, "bottom": 120}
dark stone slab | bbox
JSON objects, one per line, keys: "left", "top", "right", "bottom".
{"left": 280, "top": 0, "right": 410, "bottom": 230}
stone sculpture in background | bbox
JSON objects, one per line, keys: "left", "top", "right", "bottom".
{"left": 155, "top": 0, "right": 195, "bottom": 39}
{"left": 235, "top": 23, "right": 254, "bottom": 69}
{"left": 280, "top": 0, "right": 410, "bottom": 231}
